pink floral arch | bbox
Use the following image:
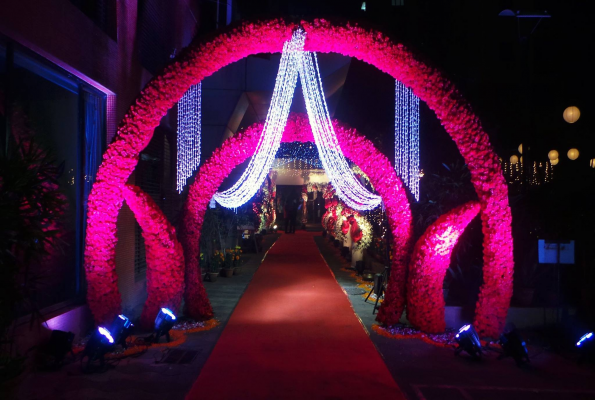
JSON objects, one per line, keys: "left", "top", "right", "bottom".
{"left": 406, "top": 201, "right": 481, "bottom": 333}
{"left": 122, "top": 185, "right": 185, "bottom": 329}
{"left": 181, "top": 113, "right": 412, "bottom": 320}
{"left": 84, "top": 18, "right": 513, "bottom": 337}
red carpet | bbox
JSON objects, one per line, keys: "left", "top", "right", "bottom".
{"left": 187, "top": 231, "right": 405, "bottom": 400}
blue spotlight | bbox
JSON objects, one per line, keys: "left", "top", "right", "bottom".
{"left": 577, "top": 332, "right": 593, "bottom": 347}
{"left": 454, "top": 324, "right": 482, "bottom": 360}
{"left": 577, "top": 332, "right": 594, "bottom": 364}
{"left": 498, "top": 324, "right": 529, "bottom": 366}
{"left": 110, "top": 314, "right": 133, "bottom": 348}
{"left": 154, "top": 308, "right": 176, "bottom": 343}
{"left": 82, "top": 326, "right": 115, "bottom": 370}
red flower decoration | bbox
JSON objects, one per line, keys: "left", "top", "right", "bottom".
{"left": 122, "top": 185, "right": 185, "bottom": 329}
{"left": 406, "top": 201, "right": 480, "bottom": 333}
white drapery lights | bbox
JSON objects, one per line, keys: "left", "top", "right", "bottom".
{"left": 299, "top": 52, "right": 381, "bottom": 210}
{"left": 213, "top": 30, "right": 305, "bottom": 208}
{"left": 177, "top": 82, "right": 202, "bottom": 193}
{"left": 394, "top": 80, "right": 420, "bottom": 201}
{"left": 213, "top": 29, "right": 381, "bottom": 211}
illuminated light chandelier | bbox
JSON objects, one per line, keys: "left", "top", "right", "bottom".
{"left": 298, "top": 52, "right": 382, "bottom": 210}
{"left": 394, "top": 80, "right": 420, "bottom": 201}
{"left": 177, "top": 82, "right": 202, "bottom": 192}
{"left": 213, "top": 30, "right": 305, "bottom": 208}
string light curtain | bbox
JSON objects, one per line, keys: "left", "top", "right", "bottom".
{"left": 299, "top": 52, "right": 382, "bottom": 210}
{"left": 213, "top": 30, "right": 305, "bottom": 208}
{"left": 394, "top": 80, "right": 420, "bottom": 201}
{"left": 177, "top": 82, "right": 202, "bottom": 192}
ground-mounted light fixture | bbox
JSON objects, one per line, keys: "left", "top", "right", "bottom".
{"left": 82, "top": 326, "right": 115, "bottom": 370}
{"left": 39, "top": 330, "right": 75, "bottom": 369}
{"left": 110, "top": 314, "right": 133, "bottom": 348}
{"left": 154, "top": 308, "right": 176, "bottom": 343}
{"left": 577, "top": 332, "right": 594, "bottom": 364}
{"left": 454, "top": 324, "right": 482, "bottom": 360}
{"left": 498, "top": 324, "right": 529, "bottom": 366}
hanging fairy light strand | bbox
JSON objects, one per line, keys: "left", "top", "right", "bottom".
{"left": 213, "top": 29, "right": 305, "bottom": 208}
{"left": 394, "top": 80, "right": 420, "bottom": 201}
{"left": 299, "top": 51, "right": 382, "bottom": 210}
{"left": 213, "top": 29, "right": 381, "bottom": 210}
{"left": 177, "top": 82, "right": 202, "bottom": 192}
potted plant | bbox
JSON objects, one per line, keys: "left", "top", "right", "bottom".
{"left": 206, "top": 253, "right": 221, "bottom": 283}
{"left": 223, "top": 250, "right": 234, "bottom": 278}
{"left": 1, "top": 131, "right": 65, "bottom": 389}
{"left": 232, "top": 246, "right": 243, "bottom": 275}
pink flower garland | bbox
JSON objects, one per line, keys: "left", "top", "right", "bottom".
{"left": 183, "top": 113, "right": 412, "bottom": 322}
{"left": 406, "top": 201, "right": 480, "bottom": 333}
{"left": 85, "top": 18, "right": 513, "bottom": 336}
{"left": 122, "top": 185, "right": 185, "bottom": 329}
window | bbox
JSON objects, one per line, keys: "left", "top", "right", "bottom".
{"left": 1, "top": 37, "right": 106, "bottom": 313}
{"left": 392, "top": 0, "right": 405, "bottom": 6}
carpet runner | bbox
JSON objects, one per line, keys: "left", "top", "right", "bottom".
{"left": 186, "top": 231, "right": 404, "bottom": 399}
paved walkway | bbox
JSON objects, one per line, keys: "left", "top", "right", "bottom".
{"left": 187, "top": 231, "right": 405, "bottom": 399}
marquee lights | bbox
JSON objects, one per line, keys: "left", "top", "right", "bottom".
{"left": 299, "top": 51, "right": 382, "bottom": 210}
{"left": 177, "top": 82, "right": 202, "bottom": 193}
{"left": 395, "top": 80, "right": 420, "bottom": 201}
{"left": 213, "top": 30, "right": 305, "bottom": 208}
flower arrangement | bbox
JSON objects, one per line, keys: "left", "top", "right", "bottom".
{"left": 84, "top": 18, "right": 512, "bottom": 336}
{"left": 212, "top": 250, "right": 225, "bottom": 271}
{"left": 406, "top": 201, "right": 480, "bottom": 333}
{"left": 232, "top": 246, "right": 243, "bottom": 268}
{"left": 224, "top": 249, "right": 234, "bottom": 270}
{"left": 352, "top": 214, "right": 372, "bottom": 251}
{"left": 122, "top": 185, "right": 185, "bottom": 330}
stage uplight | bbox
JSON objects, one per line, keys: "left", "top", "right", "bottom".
{"left": 110, "top": 314, "right": 133, "bottom": 348}
{"left": 39, "top": 330, "right": 75, "bottom": 369}
{"left": 498, "top": 325, "right": 529, "bottom": 366}
{"left": 82, "top": 326, "right": 115, "bottom": 369}
{"left": 154, "top": 308, "right": 176, "bottom": 343}
{"left": 454, "top": 324, "right": 482, "bottom": 359}
{"left": 577, "top": 332, "right": 594, "bottom": 364}
{"left": 577, "top": 332, "right": 593, "bottom": 347}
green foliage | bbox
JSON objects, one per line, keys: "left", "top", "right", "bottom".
{"left": 0, "top": 135, "right": 65, "bottom": 378}
{"left": 224, "top": 251, "right": 234, "bottom": 270}
{"left": 200, "top": 204, "right": 253, "bottom": 267}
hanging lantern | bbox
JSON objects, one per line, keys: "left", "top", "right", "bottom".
{"left": 510, "top": 155, "right": 519, "bottom": 164}
{"left": 563, "top": 106, "right": 580, "bottom": 124}
{"left": 590, "top": 159, "right": 595, "bottom": 168}
{"left": 518, "top": 144, "right": 523, "bottom": 154}
{"left": 548, "top": 150, "right": 559, "bottom": 160}
{"left": 567, "top": 148, "right": 579, "bottom": 160}
{"left": 550, "top": 158, "right": 559, "bottom": 166}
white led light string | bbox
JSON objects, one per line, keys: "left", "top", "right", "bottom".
{"left": 299, "top": 52, "right": 382, "bottom": 210}
{"left": 394, "top": 80, "right": 420, "bottom": 201}
{"left": 212, "top": 29, "right": 381, "bottom": 210}
{"left": 177, "top": 82, "right": 202, "bottom": 193}
{"left": 213, "top": 30, "right": 305, "bottom": 208}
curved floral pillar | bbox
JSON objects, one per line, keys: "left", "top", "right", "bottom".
{"left": 182, "top": 113, "right": 412, "bottom": 319}
{"left": 406, "top": 201, "right": 481, "bottom": 333}
{"left": 85, "top": 19, "right": 513, "bottom": 336}
{"left": 122, "top": 185, "right": 185, "bottom": 329}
